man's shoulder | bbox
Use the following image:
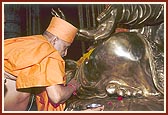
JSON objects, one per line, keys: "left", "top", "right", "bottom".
{"left": 5, "top": 35, "right": 46, "bottom": 42}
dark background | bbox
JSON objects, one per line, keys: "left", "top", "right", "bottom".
{"left": 4, "top": 4, "right": 105, "bottom": 60}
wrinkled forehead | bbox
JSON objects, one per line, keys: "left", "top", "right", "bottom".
{"left": 58, "top": 38, "right": 71, "bottom": 47}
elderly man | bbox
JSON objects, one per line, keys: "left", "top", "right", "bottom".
{"left": 4, "top": 14, "right": 82, "bottom": 111}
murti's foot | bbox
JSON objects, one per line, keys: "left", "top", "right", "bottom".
{"left": 106, "top": 83, "right": 143, "bottom": 98}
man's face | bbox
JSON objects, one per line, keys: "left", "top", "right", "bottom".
{"left": 53, "top": 38, "right": 71, "bottom": 57}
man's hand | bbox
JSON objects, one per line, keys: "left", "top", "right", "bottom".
{"left": 68, "top": 77, "right": 81, "bottom": 90}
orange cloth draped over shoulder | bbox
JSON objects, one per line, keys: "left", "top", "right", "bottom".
{"left": 4, "top": 35, "right": 66, "bottom": 111}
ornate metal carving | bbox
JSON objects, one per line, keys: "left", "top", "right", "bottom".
{"left": 66, "top": 4, "right": 165, "bottom": 111}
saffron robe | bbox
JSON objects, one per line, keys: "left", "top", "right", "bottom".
{"left": 4, "top": 35, "right": 66, "bottom": 111}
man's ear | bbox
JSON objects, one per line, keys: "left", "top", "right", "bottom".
{"left": 50, "top": 36, "right": 59, "bottom": 45}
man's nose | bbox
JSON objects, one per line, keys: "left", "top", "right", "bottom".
{"left": 63, "top": 49, "right": 68, "bottom": 57}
